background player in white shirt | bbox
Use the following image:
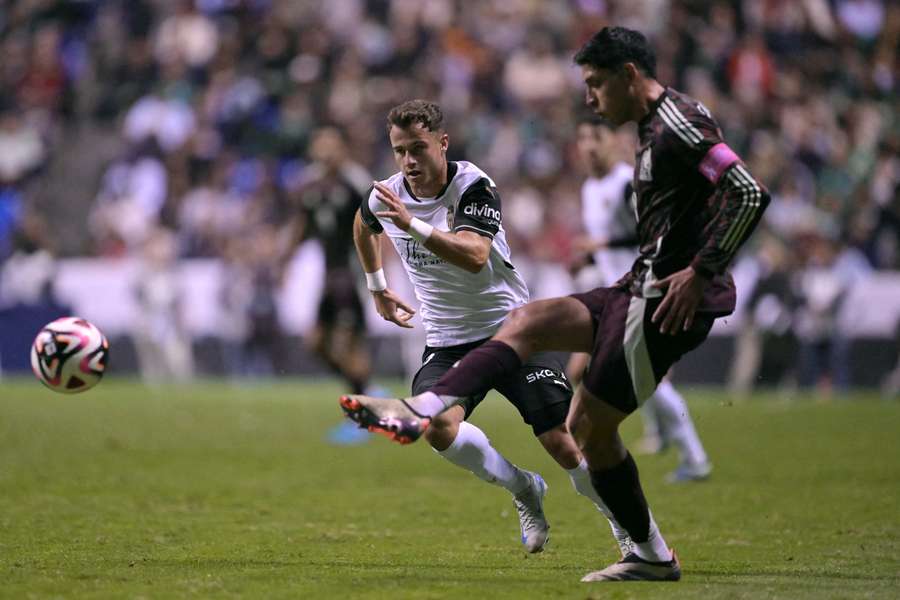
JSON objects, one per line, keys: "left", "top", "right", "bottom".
{"left": 349, "top": 100, "right": 635, "bottom": 555}
{"left": 569, "top": 117, "right": 711, "bottom": 483}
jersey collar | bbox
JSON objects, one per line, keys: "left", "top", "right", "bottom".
{"left": 638, "top": 87, "right": 669, "bottom": 130}
{"left": 403, "top": 161, "right": 458, "bottom": 201}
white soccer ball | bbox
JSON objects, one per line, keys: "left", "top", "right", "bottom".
{"left": 30, "top": 317, "right": 110, "bottom": 394}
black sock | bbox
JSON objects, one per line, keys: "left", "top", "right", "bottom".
{"left": 589, "top": 453, "right": 651, "bottom": 543}
{"left": 431, "top": 340, "right": 522, "bottom": 399}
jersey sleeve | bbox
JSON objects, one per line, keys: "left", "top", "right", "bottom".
{"left": 690, "top": 162, "right": 771, "bottom": 278}
{"left": 358, "top": 185, "right": 383, "bottom": 233}
{"left": 453, "top": 177, "right": 502, "bottom": 239}
{"left": 660, "top": 98, "right": 771, "bottom": 277}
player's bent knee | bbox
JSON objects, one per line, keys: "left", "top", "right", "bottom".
{"left": 423, "top": 411, "right": 462, "bottom": 451}
{"left": 499, "top": 305, "right": 532, "bottom": 336}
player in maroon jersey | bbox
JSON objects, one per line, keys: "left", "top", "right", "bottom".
{"left": 340, "top": 26, "right": 770, "bottom": 582}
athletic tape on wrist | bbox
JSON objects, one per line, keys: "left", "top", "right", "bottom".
{"left": 407, "top": 217, "right": 434, "bottom": 243}
{"left": 365, "top": 268, "right": 387, "bottom": 292}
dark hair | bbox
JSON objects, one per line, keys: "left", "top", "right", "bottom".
{"left": 386, "top": 99, "right": 444, "bottom": 134}
{"left": 573, "top": 26, "right": 657, "bottom": 78}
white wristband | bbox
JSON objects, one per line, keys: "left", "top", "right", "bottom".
{"left": 365, "top": 268, "right": 387, "bottom": 292}
{"left": 407, "top": 217, "right": 434, "bottom": 243}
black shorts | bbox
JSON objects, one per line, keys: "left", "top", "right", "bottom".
{"left": 411, "top": 338, "right": 572, "bottom": 436}
{"left": 317, "top": 269, "right": 366, "bottom": 334}
{"left": 570, "top": 286, "right": 715, "bottom": 414}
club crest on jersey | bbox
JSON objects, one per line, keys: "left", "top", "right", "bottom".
{"left": 639, "top": 148, "right": 653, "bottom": 181}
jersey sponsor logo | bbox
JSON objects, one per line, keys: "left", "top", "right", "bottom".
{"left": 402, "top": 238, "right": 445, "bottom": 268}
{"left": 526, "top": 369, "right": 566, "bottom": 386}
{"left": 464, "top": 202, "right": 501, "bottom": 223}
{"left": 639, "top": 148, "right": 653, "bottom": 181}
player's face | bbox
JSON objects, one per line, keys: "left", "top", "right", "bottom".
{"left": 581, "top": 65, "right": 632, "bottom": 126}
{"left": 389, "top": 123, "right": 449, "bottom": 195}
{"left": 310, "top": 127, "right": 345, "bottom": 171}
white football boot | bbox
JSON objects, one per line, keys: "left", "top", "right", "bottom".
{"left": 513, "top": 471, "right": 550, "bottom": 553}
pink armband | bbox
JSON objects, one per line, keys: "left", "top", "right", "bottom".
{"left": 699, "top": 143, "right": 740, "bottom": 184}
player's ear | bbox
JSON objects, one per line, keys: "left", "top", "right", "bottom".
{"left": 622, "top": 62, "right": 640, "bottom": 84}
{"left": 439, "top": 132, "right": 449, "bottom": 153}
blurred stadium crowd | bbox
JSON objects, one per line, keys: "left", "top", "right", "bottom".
{"left": 0, "top": 0, "right": 898, "bottom": 392}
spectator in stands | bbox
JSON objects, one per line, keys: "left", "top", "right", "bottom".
{"left": 0, "top": 0, "right": 896, "bottom": 383}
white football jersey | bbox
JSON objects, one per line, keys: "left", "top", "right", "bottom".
{"left": 581, "top": 161, "right": 639, "bottom": 286}
{"left": 361, "top": 161, "right": 529, "bottom": 347}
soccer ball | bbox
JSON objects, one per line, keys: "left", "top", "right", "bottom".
{"left": 30, "top": 317, "right": 110, "bottom": 394}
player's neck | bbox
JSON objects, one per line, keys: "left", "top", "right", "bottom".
{"left": 633, "top": 79, "right": 666, "bottom": 123}
{"left": 590, "top": 165, "right": 610, "bottom": 179}
{"left": 409, "top": 162, "right": 448, "bottom": 198}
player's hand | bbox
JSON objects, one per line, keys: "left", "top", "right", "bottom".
{"left": 372, "top": 288, "right": 416, "bottom": 329}
{"left": 373, "top": 182, "right": 412, "bottom": 231}
{"left": 650, "top": 266, "right": 709, "bottom": 335}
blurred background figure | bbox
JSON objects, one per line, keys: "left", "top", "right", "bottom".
{"left": 728, "top": 233, "right": 800, "bottom": 396}
{"left": 133, "top": 227, "right": 193, "bottom": 383}
{"left": 0, "top": 0, "right": 894, "bottom": 394}
{"left": 794, "top": 232, "right": 872, "bottom": 395}
{"left": 287, "top": 126, "right": 375, "bottom": 396}
{"left": 0, "top": 211, "right": 66, "bottom": 376}
{"left": 0, "top": 102, "right": 46, "bottom": 261}
{"left": 286, "top": 126, "right": 375, "bottom": 443}
{"left": 220, "top": 226, "right": 286, "bottom": 378}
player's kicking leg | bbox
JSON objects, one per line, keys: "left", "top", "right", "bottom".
{"left": 340, "top": 297, "right": 595, "bottom": 441}
{"left": 425, "top": 406, "right": 550, "bottom": 553}
{"left": 339, "top": 394, "right": 431, "bottom": 444}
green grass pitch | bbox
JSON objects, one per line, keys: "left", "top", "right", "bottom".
{"left": 1, "top": 378, "right": 898, "bottom": 598}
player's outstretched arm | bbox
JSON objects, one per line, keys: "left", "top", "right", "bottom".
{"left": 373, "top": 181, "right": 490, "bottom": 273}
{"left": 353, "top": 209, "right": 416, "bottom": 329}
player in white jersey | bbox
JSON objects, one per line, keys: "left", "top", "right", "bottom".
{"left": 347, "top": 99, "right": 636, "bottom": 555}
{"left": 569, "top": 117, "right": 711, "bottom": 483}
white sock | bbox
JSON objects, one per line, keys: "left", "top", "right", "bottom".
{"left": 639, "top": 400, "right": 661, "bottom": 439}
{"left": 652, "top": 380, "right": 708, "bottom": 466}
{"left": 409, "top": 391, "right": 452, "bottom": 418}
{"left": 436, "top": 421, "right": 530, "bottom": 496}
{"left": 567, "top": 459, "right": 633, "bottom": 555}
{"left": 632, "top": 510, "right": 672, "bottom": 563}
